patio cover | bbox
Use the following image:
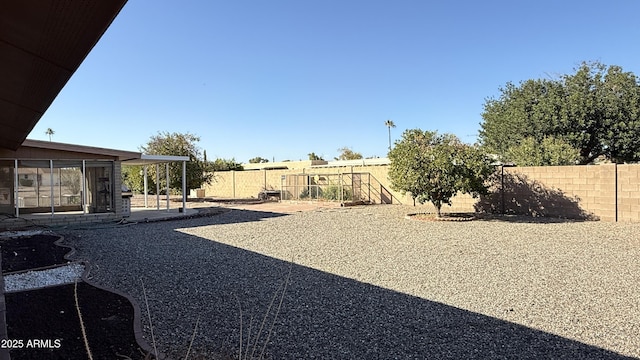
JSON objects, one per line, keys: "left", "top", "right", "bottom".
{"left": 122, "top": 155, "right": 190, "bottom": 211}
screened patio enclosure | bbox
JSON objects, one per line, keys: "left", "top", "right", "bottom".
{"left": 0, "top": 159, "right": 115, "bottom": 216}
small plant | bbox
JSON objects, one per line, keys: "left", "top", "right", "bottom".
{"left": 74, "top": 280, "right": 93, "bottom": 360}
{"left": 140, "top": 278, "right": 159, "bottom": 358}
{"left": 19, "top": 178, "right": 33, "bottom": 187}
{"left": 322, "top": 185, "right": 352, "bottom": 201}
{"left": 299, "top": 187, "right": 322, "bottom": 199}
{"left": 236, "top": 265, "right": 292, "bottom": 360}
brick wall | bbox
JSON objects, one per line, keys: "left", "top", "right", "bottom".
{"left": 202, "top": 164, "right": 640, "bottom": 222}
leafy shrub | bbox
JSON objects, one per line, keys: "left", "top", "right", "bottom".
{"left": 322, "top": 185, "right": 352, "bottom": 201}
{"left": 299, "top": 187, "right": 323, "bottom": 199}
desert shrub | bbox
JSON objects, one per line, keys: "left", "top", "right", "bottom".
{"left": 299, "top": 187, "right": 323, "bottom": 199}
{"left": 322, "top": 185, "right": 352, "bottom": 201}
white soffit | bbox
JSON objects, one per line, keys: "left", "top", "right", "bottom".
{"left": 123, "top": 154, "right": 190, "bottom": 165}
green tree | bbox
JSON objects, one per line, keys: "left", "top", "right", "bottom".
{"left": 248, "top": 157, "right": 270, "bottom": 163}
{"left": 139, "top": 132, "right": 213, "bottom": 194}
{"left": 480, "top": 61, "right": 640, "bottom": 164}
{"left": 335, "top": 147, "right": 363, "bottom": 160}
{"left": 506, "top": 136, "right": 580, "bottom": 166}
{"left": 388, "top": 129, "right": 493, "bottom": 217}
{"left": 121, "top": 165, "right": 145, "bottom": 193}
{"left": 308, "top": 152, "right": 324, "bottom": 161}
{"left": 384, "top": 119, "right": 396, "bottom": 151}
{"left": 210, "top": 158, "right": 243, "bottom": 171}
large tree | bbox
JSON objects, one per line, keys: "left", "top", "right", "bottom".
{"left": 209, "top": 158, "right": 243, "bottom": 171}
{"left": 388, "top": 129, "right": 493, "bottom": 217}
{"left": 506, "top": 136, "right": 580, "bottom": 166}
{"left": 136, "top": 132, "right": 213, "bottom": 194}
{"left": 480, "top": 61, "right": 640, "bottom": 164}
{"left": 308, "top": 152, "right": 324, "bottom": 161}
{"left": 335, "top": 147, "right": 363, "bottom": 161}
{"left": 248, "top": 157, "right": 269, "bottom": 163}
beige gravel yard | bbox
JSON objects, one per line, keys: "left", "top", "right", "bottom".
{"left": 178, "top": 204, "right": 640, "bottom": 358}
{"left": 67, "top": 203, "right": 640, "bottom": 358}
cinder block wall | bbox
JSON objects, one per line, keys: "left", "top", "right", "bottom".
{"left": 201, "top": 164, "right": 640, "bottom": 222}
{"left": 618, "top": 164, "right": 640, "bottom": 222}
{"left": 206, "top": 169, "right": 300, "bottom": 198}
{"left": 497, "top": 165, "right": 617, "bottom": 221}
{"left": 208, "top": 171, "right": 235, "bottom": 198}
{"left": 202, "top": 166, "right": 478, "bottom": 212}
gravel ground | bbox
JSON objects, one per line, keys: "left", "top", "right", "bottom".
{"left": 3, "top": 263, "right": 85, "bottom": 292}
{"left": 62, "top": 205, "right": 640, "bottom": 359}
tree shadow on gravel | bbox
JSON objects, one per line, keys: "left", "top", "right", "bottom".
{"left": 474, "top": 171, "right": 599, "bottom": 223}
{"left": 134, "top": 226, "right": 635, "bottom": 360}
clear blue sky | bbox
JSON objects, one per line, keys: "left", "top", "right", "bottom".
{"left": 29, "top": 0, "right": 640, "bottom": 163}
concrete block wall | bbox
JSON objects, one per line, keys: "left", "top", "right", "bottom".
{"left": 618, "top": 164, "right": 640, "bottom": 222}
{"left": 201, "top": 164, "right": 640, "bottom": 222}
{"left": 499, "top": 165, "right": 617, "bottom": 221}
{"left": 208, "top": 171, "right": 236, "bottom": 198}
{"left": 233, "top": 170, "right": 270, "bottom": 198}
{"left": 205, "top": 169, "right": 306, "bottom": 199}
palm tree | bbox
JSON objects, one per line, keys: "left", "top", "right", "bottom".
{"left": 384, "top": 120, "right": 396, "bottom": 151}
{"left": 45, "top": 128, "right": 55, "bottom": 142}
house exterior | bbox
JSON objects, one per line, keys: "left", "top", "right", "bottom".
{"left": 0, "top": 140, "right": 188, "bottom": 226}
{"left": 0, "top": 140, "right": 136, "bottom": 218}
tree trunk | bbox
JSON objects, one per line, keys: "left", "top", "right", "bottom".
{"left": 435, "top": 204, "right": 442, "bottom": 218}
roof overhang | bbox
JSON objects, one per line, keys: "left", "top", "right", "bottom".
{"left": 0, "top": 140, "right": 190, "bottom": 164}
{"left": 22, "top": 139, "right": 140, "bottom": 159}
{"left": 0, "top": 139, "right": 141, "bottom": 161}
{"left": 0, "top": 0, "right": 128, "bottom": 151}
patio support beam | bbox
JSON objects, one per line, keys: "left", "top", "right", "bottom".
{"left": 143, "top": 165, "right": 148, "bottom": 208}
{"left": 82, "top": 160, "right": 86, "bottom": 214}
{"left": 50, "top": 160, "right": 54, "bottom": 216}
{"left": 156, "top": 164, "right": 160, "bottom": 210}
{"left": 14, "top": 159, "right": 19, "bottom": 218}
{"left": 166, "top": 163, "right": 170, "bottom": 211}
{"left": 182, "top": 160, "right": 186, "bottom": 212}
